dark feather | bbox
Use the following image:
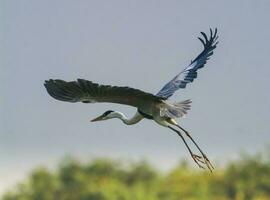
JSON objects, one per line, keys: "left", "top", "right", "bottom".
{"left": 44, "top": 79, "right": 161, "bottom": 109}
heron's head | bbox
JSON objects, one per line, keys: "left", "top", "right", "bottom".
{"left": 90, "top": 110, "right": 116, "bottom": 122}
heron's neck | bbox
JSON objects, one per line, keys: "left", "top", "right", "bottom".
{"left": 111, "top": 111, "right": 142, "bottom": 125}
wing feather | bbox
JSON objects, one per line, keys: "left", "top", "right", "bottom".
{"left": 44, "top": 79, "right": 160, "bottom": 108}
{"left": 156, "top": 28, "right": 218, "bottom": 99}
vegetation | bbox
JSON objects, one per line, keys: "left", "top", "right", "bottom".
{"left": 2, "top": 152, "right": 270, "bottom": 200}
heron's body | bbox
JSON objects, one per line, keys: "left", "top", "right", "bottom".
{"left": 114, "top": 100, "right": 190, "bottom": 127}
{"left": 44, "top": 28, "right": 218, "bottom": 171}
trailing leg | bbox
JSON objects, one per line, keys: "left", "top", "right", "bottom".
{"left": 175, "top": 124, "right": 214, "bottom": 171}
{"left": 168, "top": 126, "right": 205, "bottom": 169}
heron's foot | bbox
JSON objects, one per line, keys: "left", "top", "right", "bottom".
{"left": 201, "top": 153, "right": 214, "bottom": 172}
{"left": 191, "top": 154, "right": 205, "bottom": 169}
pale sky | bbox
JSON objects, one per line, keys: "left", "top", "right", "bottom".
{"left": 1, "top": 0, "right": 270, "bottom": 195}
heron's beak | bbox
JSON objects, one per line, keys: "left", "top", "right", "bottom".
{"left": 90, "top": 115, "right": 104, "bottom": 122}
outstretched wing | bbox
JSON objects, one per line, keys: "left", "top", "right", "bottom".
{"left": 156, "top": 28, "right": 218, "bottom": 99}
{"left": 44, "top": 79, "right": 160, "bottom": 108}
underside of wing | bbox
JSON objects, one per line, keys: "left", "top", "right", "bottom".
{"left": 44, "top": 79, "right": 160, "bottom": 108}
{"left": 156, "top": 28, "right": 218, "bottom": 99}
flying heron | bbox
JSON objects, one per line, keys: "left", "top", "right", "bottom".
{"left": 44, "top": 28, "right": 218, "bottom": 171}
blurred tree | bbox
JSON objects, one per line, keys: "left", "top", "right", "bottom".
{"left": 2, "top": 151, "right": 270, "bottom": 200}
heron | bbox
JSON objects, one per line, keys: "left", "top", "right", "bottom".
{"left": 44, "top": 28, "right": 218, "bottom": 171}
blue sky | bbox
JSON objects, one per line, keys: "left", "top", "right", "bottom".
{"left": 1, "top": 0, "right": 270, "bottom": 194}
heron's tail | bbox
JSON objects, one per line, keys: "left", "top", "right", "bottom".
{"left": 161, "top": 99, "right": 192, "bottom": 119}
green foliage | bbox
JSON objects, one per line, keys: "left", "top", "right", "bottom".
{"left": 2, "top": 152, "right": 270, "bottom": 200}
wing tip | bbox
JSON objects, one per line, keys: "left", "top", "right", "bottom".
{"left": 198, "top": 28, "right": 219, "bottom": 48}
{"left": 44, "top": 79, "right": 77, "bottom": 102}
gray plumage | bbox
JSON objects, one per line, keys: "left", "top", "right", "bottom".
{"left": 44, "top": 79, "right": 160, "bottom": 106}
{"left": 44, "top": 79, "right": 190, "bottom": 120}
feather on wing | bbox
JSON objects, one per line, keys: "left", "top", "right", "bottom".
{"left": 160, "top": 99, "right": 192, "bottom": 119}
{"left": 156, "top": 28, "right": 218, "bottom": 99}
{"left": 44, "top": 79, "right": 161, "bottom": 108}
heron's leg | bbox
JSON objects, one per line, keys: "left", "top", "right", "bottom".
{"left": 168, "top": 126, "right": 205, "bottom": 169}
{"left": 175, "top": 124, "right": 214, "bottom": 171}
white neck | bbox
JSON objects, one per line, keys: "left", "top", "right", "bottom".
{"left": 109, "top": 111, "right": 143, "bottom": 125}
